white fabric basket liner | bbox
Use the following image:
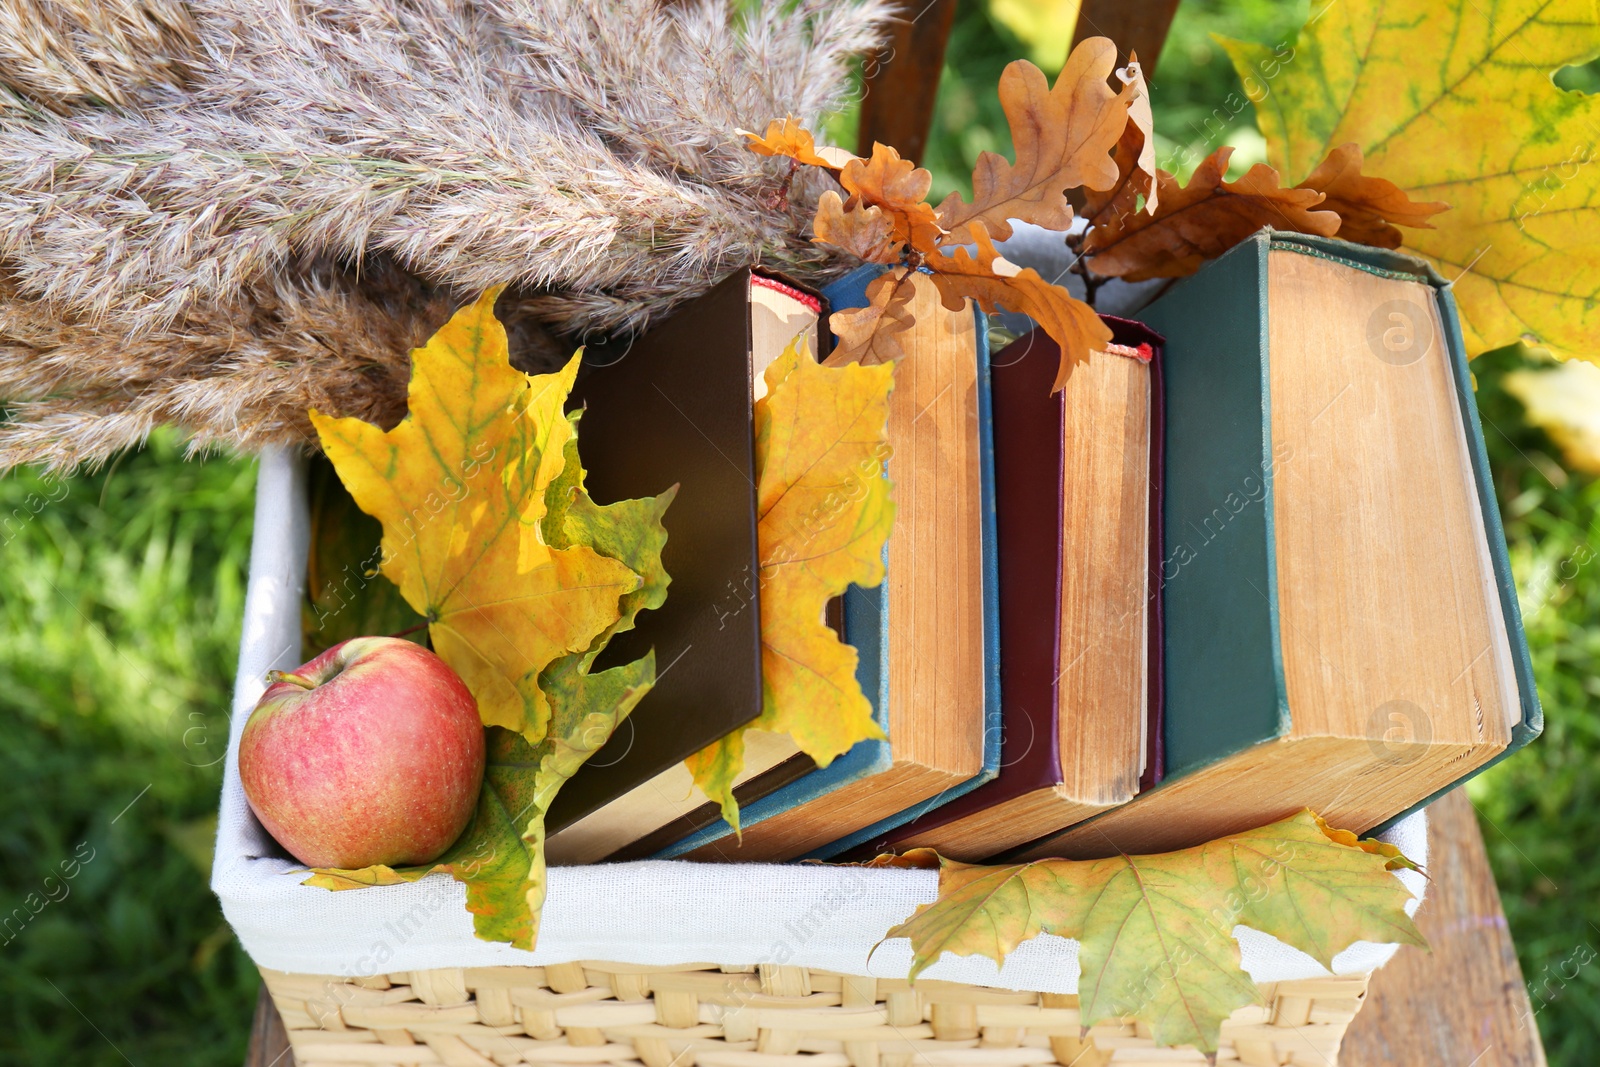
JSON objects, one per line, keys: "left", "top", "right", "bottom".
{"left": 213, "top": 447, "right": 1427, "bottom": 988}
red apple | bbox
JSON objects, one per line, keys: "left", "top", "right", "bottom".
{"left": 239, "top": 637, "right": 485, "bottom": 869}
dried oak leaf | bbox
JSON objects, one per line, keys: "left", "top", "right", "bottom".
{"left": 841, "top": 143, "right": 944, "bottom": 252}
{"left": 1083, "top": 147, "right": 1341, "bottom": 282}
{"left": 1221, "top": 0, "right": 1594, "bottom": 359}
{"left": 1117, "top": 52, "right": 1158, "bottom": 216}
{"left": 880, "top": 809, "right": 1426, "bottom": 1053}
{"left": 741, "top": 115, "right": 854, "bottom": 170}
{"left": 1080, "top": 78, "right": 1158, "bottom": 235}
{"left": 813, "top": 189, "right": 902, "bottom": 265}
{"left": 685, "top": 341, "right": 894, "bottom": 830}
{"left": 847, "top": 848, "right": 942, "bottom": 870}
{"left": 1294, "top": 143, "right": 1449, "bottom": 250}
{"left": 924, "top": 225, "right": 1111, "bottom": 391}
{"left": 825, "top": 267, "right": 929, "bottom": 367}
{"left": 935, "top": 40, "right": 1132, "bottom": 244}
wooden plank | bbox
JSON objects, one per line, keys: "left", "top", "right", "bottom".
{"left": 855, "top": 0, "right": 958, "bottom": 163}
{"left": 1340, "top": 787, "right": 1548, "bottom": 1066}
{"left": 1071, "top": 0, "right": 1182, "bottom": 76}
{"left": 246, "top": 983, "right": 297, "bottom": 1067}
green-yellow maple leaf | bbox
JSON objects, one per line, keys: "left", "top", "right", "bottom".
{"left": 305, "top": 291, "right": 674, "bottom": 949}
{"left": 302, "top": 456, "right": 426, "bottom": 657}
{"left": 880, "top": 810, "right": 1426, "bottom": 1053}
{"left": 685, "top": 341, "right": 895, "bottom": 832}
{"left": 1221, "top": 0, "right": 1600, "bottom": 360}
{"left": 304, "top": 727, "right": 549, "bottom": 947}
{"left": 310, "top": 289, "right": 639, "bottom": 741}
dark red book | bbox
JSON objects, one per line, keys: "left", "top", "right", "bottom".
{"left": 842, "top": 317, "right": 1164, "bottom": 861}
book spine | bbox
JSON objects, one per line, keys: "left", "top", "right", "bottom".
{"left": 1137, "top": 234, "right": 1289, "bottom": 779}
{"left": 804, "top": 303, "right": 1002, "bottom": 859}
{"left": 1098, "top": 316, "right": 1168, "bottom": 791}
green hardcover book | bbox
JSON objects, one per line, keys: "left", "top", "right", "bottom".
{"left": 1013, "top": 230, "right": 1541, "bottom": 860}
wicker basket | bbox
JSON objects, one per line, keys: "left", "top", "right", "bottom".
{"left": 260, "top": 960, "right": 1370, "bottom": 1066}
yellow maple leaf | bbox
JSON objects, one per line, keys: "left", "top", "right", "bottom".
{"left": 685, "top": 340, "right": 895, "bottom": 830}
{"left": 1504, "top": 357, "right": 1600, "bottom": 473}
{"left": 310, "top": 289, "right": 640, "bottom": 741}
{"left": 880, "top": 810, "right": 1425, "bottom": 1053}
{"left": 305, "top": 293, "right": 672, "bottom": 951}
{"left": 1221, "top": 0, "right": 1600, "bottom": 359}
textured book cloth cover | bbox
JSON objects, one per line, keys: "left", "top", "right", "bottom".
{"left": 1140, "top": 231, "right": 1540, "bottom": 826}
{"left": 838, "top": 318, "right": 1166, "bottom": 860}
{"left": 544, "top": 270, "right": 770, "bottom": 832}
{"left": 657, "top": 265, "right": 1002, "bottom": 859}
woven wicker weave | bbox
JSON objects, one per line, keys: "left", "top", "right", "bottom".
{"left": 260, "top": 961, "right": 1370, "bottom": 1066}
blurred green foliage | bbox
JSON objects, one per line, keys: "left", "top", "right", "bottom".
{"left": 0, "top": 433, "right": 259, "bottom": 1065}
{"left": 1469, "top": 348, "right": 1600, "bottom": 1062}
{"left": 1, "top": 1, "right": 1595, "bottom": 1062}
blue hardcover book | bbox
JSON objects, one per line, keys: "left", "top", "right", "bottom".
{"left": 657, "top": 265, "right": 1002, "bottom": 862}
{"left": 1011, "top": 231, "right": 1542, "bottom": 861}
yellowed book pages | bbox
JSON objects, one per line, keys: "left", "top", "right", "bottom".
{"left": 889, "top": 342, "right": 1151, "bottom": 862}
{"left": 1016, "top": 248, "right": 1519, "bottom": 860}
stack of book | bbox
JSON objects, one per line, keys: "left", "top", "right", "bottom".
{"left": 539, "top": 230, "right": 1540, "bottom": 867}
{"left": 545, "top": 265, "right": 1001, "bottom": 866}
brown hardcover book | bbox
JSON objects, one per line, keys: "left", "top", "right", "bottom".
{"left": 668, "top": 268, "right": 991, "bottom": 862}
{"left": 841, "top": 319, "right": 1162, "bottom": 862}
{"left": 542, "top": 271, "right": 820, "bottom": 857}
{"left": 1011, "top": 233, "right": 1539, "bottom": 861}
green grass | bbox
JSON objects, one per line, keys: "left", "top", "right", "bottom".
{"left": 1, "top": 3, "right": 1596, "bottom": 1062}
{"left": 0, "top": 433, "right": 260, "bottom": 1065}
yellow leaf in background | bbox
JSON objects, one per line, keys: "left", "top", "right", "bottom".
{"left": 1505, "top": 358, "right": 1600, "bottom": 474}
{"left": 880, "top": 810, "right": 1426, "bottom": 1053}
{"left": 989, "top": 0, "right": 1084, "bottom": 70}
{"left": 1221, "top": 0, "right": 1600, "bottom": 359}
{"left": 686, "top": 341, "right": 895, "bottom": 830}
{"left": 310, "top": 290, "right": 640, "bottom": 741}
